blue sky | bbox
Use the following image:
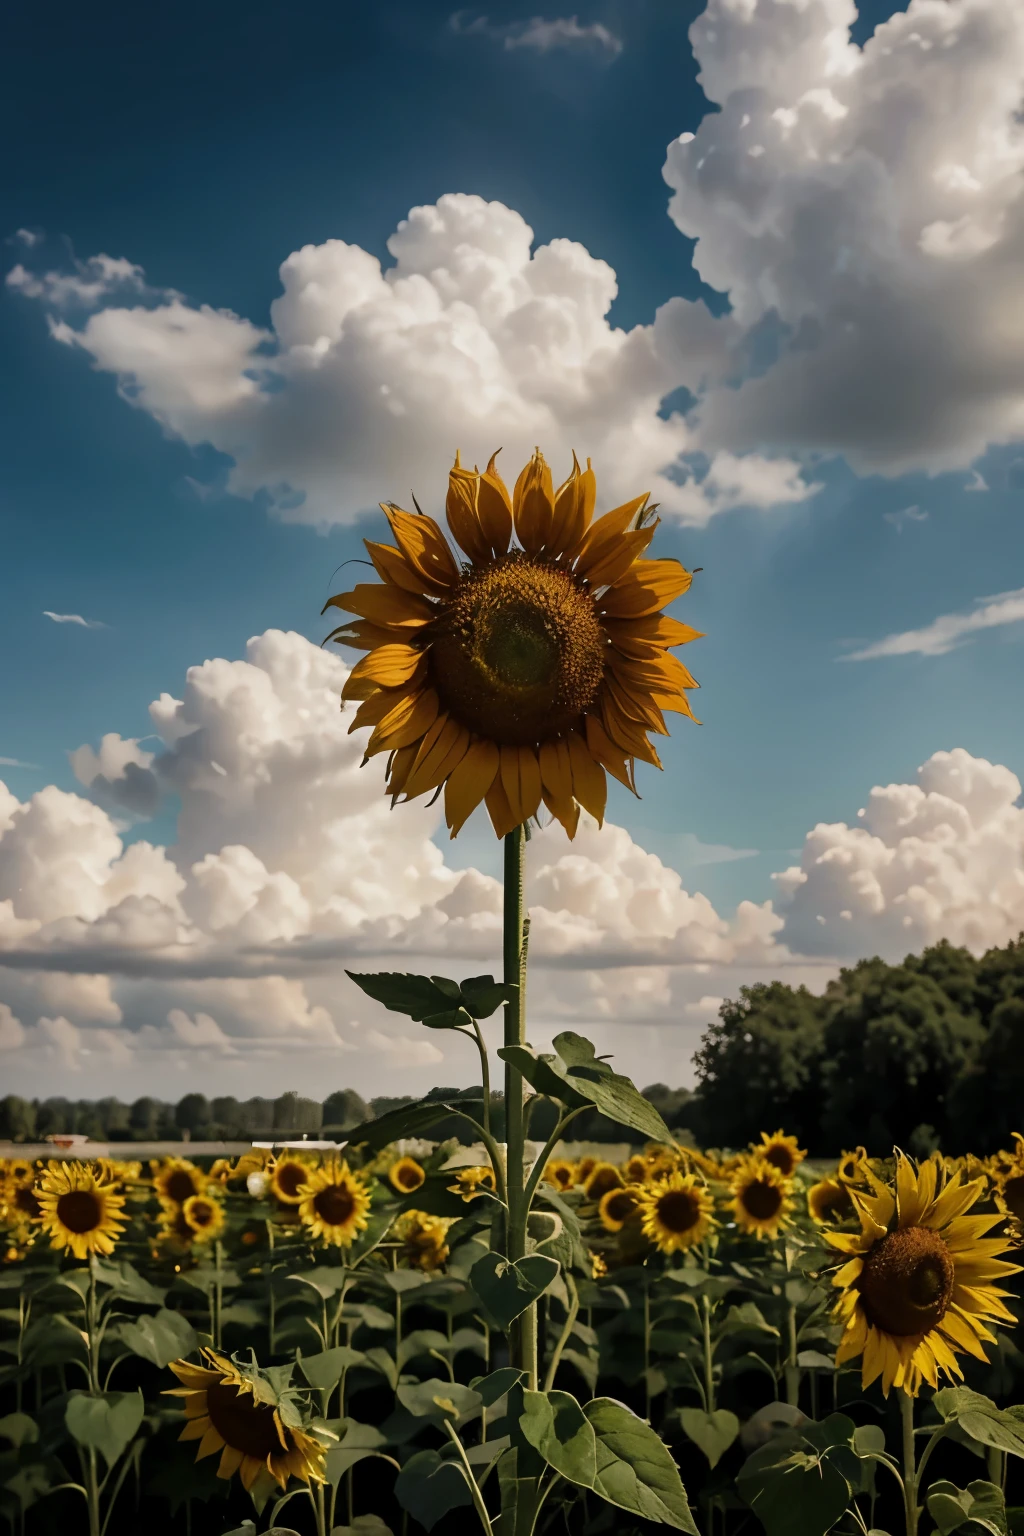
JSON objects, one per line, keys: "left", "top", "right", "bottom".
{"left": 2, "top": 0, "right": 1023, "bottom": 1099}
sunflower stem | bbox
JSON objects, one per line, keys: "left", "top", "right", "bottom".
{"left": 899, "top": 1389, "right": 920, "bottom": 1536}
{"left": 701, "top": 1294, "right": 715, "bottom": 1415}
{"left": 502, "top": 824, "right": 537, "bottom": 1387}
{"left": 469, "top": 1018, "right": 492, "bottom": 1139}
{"left": 543, "top": 1271, "right": 580, "bottom": 1393}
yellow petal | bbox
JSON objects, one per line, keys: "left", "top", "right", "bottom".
{"left": 446, "top": 452, "right": 491, "bottom": 564}
{"left": 513, "top": 449, "right": 555, "bottom": 555}
{"left": 485, "top": 773, "right": 519, "bottom": 838}
{"left": 604, "top": 612, "right": 704, "bottom": 655}
{"left": 325, "top": 583, "right": 435, "bottom": 627}
{"left": 567, "top": 732, "right": 606, "bottom": 825}
{"left": 404, "top": 721, "right": 471, "bottom": 802}
{"left": 478, "top": 451, "right": 514, "bottom": 557}
{"left": 365, "top": 539, "right": 447, "bottom": 597}
{"left": 583, "top": 526, "right": 655, "bottom": 590}
{"left": 384, "top": 504, "right": 460, "bottom": 590}
{"left": 368, "top": 688, "right": 439, "bottom": 754}
{"left": 552, "top": 452, "right": 596, "bottom": 559}
{"left": 348, "top": 644, "right": 426, "bottom": 691}
{"left": 584, "top": 713, "right": 635, "bottom": 791}
{"left": 575, "top": 495, "right": 649, "bottom": 579}
{"left": 599, "top": 559, "right": 693, "bottom": 619}
{"left": 387, "top": 743, "right": 420, "bottom": 798}
{"left": 445, "top": 740, "right": 500, "bottom": 837}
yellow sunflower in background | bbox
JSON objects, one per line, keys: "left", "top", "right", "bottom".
{"left": 388, "top": 1156, "right": 426, "bottom": 1195}
{"left": 584, "top": 1162, "right": 624, "bottom": 1202}
{"left": 153, "top": 1157, "right": 207, "bottom": 1207}
{"left": 728, "top": 1159, "right": 795, "bottom": 1241}
{"left": 448, "top": 1165, "right": 497, "bottom": 1202}
{"left": 183, "top": 1194, "right": 226, "bottom": 1243}
{"left": 599, "top": 1187, "right": 641, "bottom": 1233}
{"left": 167, "top": 1350, "right": 326, "bottom": 1490}
{"left": 297, "top": 1160, "right": 372, "bottom": 1246}
{"left": 324, "top": 448, "right": 701, "bottom": 839}
{"left": 622, "top": 1154, "right": 649, "bottom": 1183}
{"left": 392, "top": 1209, "right": 451, "bottom": 1271}
{"left": 637, "top": 1172, "right": 716, "bottom": 1254}
{"left": 37, "top": 1162, "right": 126, "bottom": 1260}
{"left": 575, "top": 1156, "right": 597, "bottom": 1186}
{"left": 544, "top": 1159, "right": 577, "bottom": 1193}
{"left": 269, "top": 1153, "right": 319, "bottom": 1207}
{"left": 807, "top": 1177, "right": 855, "bottom": 1226}
{"left": 827, "top": 1152, "right": 1021, "bottom": 1396}
{"left": 755, "top": 1131, "right": 806, "bottom": 1180}
{"left": 993, "top": 1134, "right": 1024, "bottom": 1222}
{"left": 589, "top": 1250, "right": 608, "bottom": 1279}
{"left": 3, "top": 1158, "right": 35, "bottom": 1187}
{"left": 837, "top": 1147, "right": 869, "bottom": 1185}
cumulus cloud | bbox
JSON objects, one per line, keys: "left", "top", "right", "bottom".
{"left": 8, "top": 192, "right": 813, "bottom": 528}
{"left": 841, "top": 586, "right": 1024, "bottom": 661}
{"left": 7, "top": 254, "right": 148, "bottom": 310}
{"left": 774, "top": 748, "right": 1024, "bottom": 957}
{"left": 43, "top": 611, "right": 106, "bottom": 629}
{"left": 450, "top": 12, "right": 622, "bottom": 55}
{"left": 663, "top": 0, "right": 1024, "bottom": 475}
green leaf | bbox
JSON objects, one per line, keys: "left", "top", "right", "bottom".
{"left": 0, "top": 1412, "right": 37, "bottom": 1448}
{"left": 501, "top": 1033, "right": 674, "bottom": 1143}
{"left": 928, "top": 1479, "right": 1007, "bottom": 1536}
{"left": 679, "top": 1408, "right": 740, "bottom": 1469}
{"left": 345, "top": 971, "right": 462, "bottom": 1020}
{"left": 585, "top": 1397, "right": 698, "bottom": 1533}
{"left": 65, "top": 1390, "right": 144, "bottom": 1467}
{"left": 719, "top": 1302, "right": 779, "bottom": 1338}
{"left": 363, "top": 1347, "right": 399, "bottom": 1390}
{"left": 393, "top": 1448, "right": 473, "bottom": 1532}
{"left": 325, "top": 1421, "right": 390, "bottom": 1485}
{"left": 498, "top": 1044, "right": 584, "bottom": 1105}
{"left": 115, "top": 1308, "right": 198, "bottom": 1368}
{"left": 519, "top": 1389, "right": 597, "bottom": 1486}
{"left": 90, "top": 1259, "right": 165, "bottom": 1305}
{"left": 736, "top": 1417, "right": 861, "bottom": 1536}
{"left": 298, "top": 1346, "right": 365, "bottom": 1392}
{"left": 470, "top": 1367, "right": 524, "bottom": 1408}
{"left": 342, "top": 1092, "right": 484, "bottom": 1151}
{"left": 934, "top": 1390, "right": 1024, "bottom": 1461}
{"left": 396, "top": 1378, "right": 482, "bottom": 1424}
{"left": 421, "top": 1007, "right": 475, "bottom": 1030}
{"left": 330, "top": 1518, "right": 394, "bottom": 1536}
{"left": 288, "top": 1266, "right": 350, "bottom": 1300}
{"left": 460, "top": 975, "right": 515, "bottom": 1019}
{"left": 853, "top": 1424, "right": 887, "bottom": 1458}
{"left": 470, "top": 1252, "right": 560, "bottom": 1330}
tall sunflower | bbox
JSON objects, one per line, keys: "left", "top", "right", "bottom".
{"left": 807, "top": 1177, "right": 854, "bottom": 1226}
{"left": 183, "top": 1193, "right": 226, "bottom": 1243}
{"left": 728, "top": 1159, "right": 795, "bottom": 1241}
{"left": 584, "top": 1162, "right": 624, "bottom": 1202}
{"left": 827, "top": 1153, "right": 1021, "bottom": 1396}
{"left": 324, "top": 449, "right": 701, "bottom": 838}
{"left": 167, "top": 1350, "right": 326, "bottom": 1491}
{"left": 269, "top": 1152, "right": 319, "bottom": 1207}
{"left": 636, "top": 1171, "right": 716, "bottom": 1254}
{"left": 153, "top": 1158, "right": 207, "bottom": 1207}
{"left": 993, "top": 1133, "right": 1024, "bottom": 1223}
{"left": 755, "top": 1131, "right": 806, "bottom": 1180}
{"left": 37, "top": 1162, "right": 126, "bottom": 1260}
{"left": 599, "top": 1186, "right": 641, "bottom": 1233}
{"left": 297, "top": 1160, "right": 372, "bottom": 1247}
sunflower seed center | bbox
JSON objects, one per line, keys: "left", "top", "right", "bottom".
{"left": 656, "top": 1189, "right": 702, "bottom": 1233}
{"left": 55, "top": 1190, "right": 103, "bottom": 1234}
{"left": 860, "top": 1225, "right": 954, "bottom": 1336}
{"left": 1002, "top": 1175, "right": 1024, "bottom": 1221}
{"left": 206, "top": 1381, "right": 286, "bottom": 1460}
{"left": 165, "top": 1170, "right": 199, "bottom": 1204}
{"left": 314, "top": 1184, "right": 356, "bottom": 1227}
{"left": 742, "top": 1180, "right": 784, "bottom": 1221}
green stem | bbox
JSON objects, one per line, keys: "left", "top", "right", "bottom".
{"left": 522, "top": 1107, "right": 588, "bottom": 1216}
{"left": 502, "top": 825, "right": 537, "bottom": 1387}
{"left": 444, "top": 1421, "right": 494, "bottom": 1536}
{"left": 643, "top": 1277, "right": 652, "bottom": 1422}
{"left": 542, "top": 1273, "right": 580, "bottom": 1393}
{"left": 214, "top": 1239, "right": 224, "bottom": 1350}
{"left": 784, "top": 1303, "right": 800, "bottom": 1406}
{"left": 469, "top": 1020, "right": 492, "bottom": 1139}
{"left": 86, "top": 1445, "right": 101, "bottom": 1536}
{"left": 266, "top": 1219, "right": 277, "bottom": 1357}
{"left": 900, "top": 1389, "right": 920, "bottom": 1536}
{"left": 701, "top": 1294, "right": 715, "bottom": 1415}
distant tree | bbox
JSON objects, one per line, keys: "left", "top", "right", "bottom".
{"left": 951, "top": 996, "right": 1024, "bottom": 1151}
{"left": 905, "top": 940, "right": 980, "bottom": 1016}
{"left": 0, "top": 1096, "right": 36, "bottom": 1141}
{"left": 34, "top": 1098, "right": 73, "bottom": 1138}
{"left": 175, "top": 1094, "right": 211, "bottom": 1138}
{"left": 975, "top": 933, "right": 1024, "bottom": 1024}
{"left": 239, "top": 1098, "right": 275, "bottom": 1134}
{"left": 95, "top": 1097, "right": 131, "bottom": 1139}
{"left": 129, "top": 1097, "right": 163, "bottom": 1138}
{"left": 821, "top": 958, "right": 982, "bottom": 1153}
{"left": 211, "top": 1096, "right": 242, "bottom": 1135}
{"left": 273, "top": 1092, "right": 322, "bottom": 1135}
{"left": 692, "top": 983, "right": 828, "bottom": 1152}
{"left": 322, "top": 1090, "right": 369, "bottom": 1131}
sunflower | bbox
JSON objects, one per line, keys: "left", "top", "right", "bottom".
{"left": 599, "top": 1186, "right": 641, "bottom": 1233}
{"left": 837, "top": 1147, "right": 869, "bottom": 1185}
{"left": 589, "top": 1250, "right": 608, "bottom": 1279}
{"left": 622, "top": 1154, "right": 649, "bottom": 1183}
{"left": 36, "top": 1162, "right": 126, "bottom": 1260}
{"left": 3, "top": 1158, "right": 35, "bottom": 1187}
{"left": 4, "top": 1181, "right": 43, "bottom": 1225}
{"left": 393, "top": 1209, "right": 451, "bottom": 1272}
{"left": 324, "top": 448, "right": 701, "bottom": 839}
{"left": 827, "top": 1153, "right": 1021, "bottom": 1396}
{"left": 584, "top": 1162, "right": 624, "bottom": 1202}
{"left": 993, "top": 1134, "right": 1024, "bottom": 1223}
{"left": 167, "top": 1350, "right": 326, "bottom": 1490}
{"left": 297, "top": 1160, "right": 372, "bottom": 1247}
{"left": 153, "top": 1157, "right": 207, "bottom": 1207}
{"left": 755, "top": 1131, "right": 806, "bottom": 1180}
{"left": 575, "top": 1157, "right": 597, "bottom": 1186}
{"left": 183, "top": 1193, "right": 227, "bottom": 1243}
{"left": 636, "top": 1172, "right": 716, "bottom": 1254}
{"left": 728, "top": 1159, "right": 795, "bottom": 1241}
{"left": 268, "top": 1153, "right": 319, "bottom": 1207}
{"left": 388, "top": 1156, "right": 426, "bottom": 1195}
{"left": 808, "top": 1177, "right": 855, "bottom": 1225}
{"left": 448, "top": 1166, "right": 497, "bottom": 1202}
{"left": 544, "top": 1159, "right": 577, "bottom": 1193}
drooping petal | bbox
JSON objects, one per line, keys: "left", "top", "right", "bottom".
{"left": 444, "top": 739, "right": 500, "bottom": 837}
{"left": 567, "top": 732, "right": 606, "bottom": 825}
{"left": 365, "top": 539, "right": 448, "bottom": 597}
{"left": 368, "top": 688, "right": 439, "bottom": 754}
{"left": 347, "top": 644, "right": 426, "bottom": 691}
{"left": 403, "top": 721, "right": 471, "bottom": 802}
{"left": 485, "top": 773, "right": 519, "bottom": 838}
{"left": 446, "top": 452, "right": 491, "bottom": 564}
{"left": 599, "top": 559, "right": 693, "bottom": 619}
{"left": 584, "top": 712, "right": 635, "bottom": 791}
{"left": 384, "top": 504, "right": 461, "bottom": 589}
{"left": 477, "top": 451, "right": 514, "bottom": 557}
{"left": 326, "top": 583, "right": 435, "bottom": 627}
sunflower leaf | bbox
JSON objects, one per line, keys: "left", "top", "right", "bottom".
{"left": 393, "top": 1448, "right": 473, "bottom": 1531}
{"left": 421, "top": 1007, "right": 475, "bottom": 1031}
{"left": 679, "top": 1408, "right": 740, "bottom": 1469}
{"left": 343, "top": 1093, "right": 485, "bottom": 1151}
{"left": 585, "top": 1397, "right": 699, "bottom": 1532}
{"left": 459, "top": 975, "right": 516, "bottom": 1018}
{"left": 519, "top": 1388, "right": 598, "bottom": 1486}
{"left": 65, "top": 1389, "right": 144, "bottom": 1468}
{"left": 934, "top": 1390, "right": 1024, "bottom": 1461}
{"left": 499, "top": 1033, "right": 675, "bottom": 1142}
{"left": 927, "top": 1479, "right": 1007, "bottom": 1536}
{"left": 470, "top": 1252, "right": 560, "bottom": 1330}
{"left": 112, "top": 1308, "right": 199, "bottom": 1368}
{"left": 345, "top": 971, "right": 463, "bottom": 1021}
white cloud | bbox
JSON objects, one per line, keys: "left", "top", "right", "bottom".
{"left": 883, "top": 504, "right": 928, "bottom": 532}
{"left": 43, "top": 611, "right": 106, "bottom": 629}
{"left": 662, "top": 0, "right": 1024, "bottom": 475}
{"left": 11, "top": 193, "right": 812, "bottom": 529}
{"left": 965, "top": 470, "right": 990, "bottom": 492}
{"left": 6, "top": 254, "right": 147, "bottom": 309}
{"left": 12, "top": 229, "right": 42, "bottom": 249}
{"left": 841, "top": 586, "right": 1024, "bottom": 661}
{"left": 450, "top": 12, "right": 623, "bottom": 55}
{"left": 0, "top": 758, "right": 37, "bottom": 770}
{"left": 0, "top": 1004, "right": 25, "bottom": 1051}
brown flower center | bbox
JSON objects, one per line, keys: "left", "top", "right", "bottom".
{"left": 657, "top": 1189, "right": 702, "bottom": 1233}
{"left": 742, "top": 1179, "right": 784, "bottom": 1221}
{"left": 206, "top": 1381, "right": 286, "bottom": 1460}
{"left": 603, "top": 1190, "right": 639, "bottom": 1225}
{"left": 552, "top": 1166, "right": 574, "bottom": 1188}
{"left": 859, "top": 1225, "right": 955, "bottom": 1336}
{"left": 586, "top": 1166, "right": 623, "bottom": 1201}
{"left": 1002, "top": 1175, "right": 1024, "bottom": 1222}
{"left": 188, "top": 1200, "right": 216, "bottom": 1228}
{"left": 165, "top": 1170, "right": 200, "bottom": 1204}
{"left": 811, "top": 1181, "right": 853, "bottom": 1222}
{"left": 15, "top": 1186, "right": 42, "bottom": 1220}
{"left": 429, "top": 554, "right": 606, "bottom": 746}
{"left": 274, "top": 1162, "right": 307, "bottom": 1200}
{"left": 56, "top": 1189, "right": 103, "bottom": 1234}
{"left": 395, "top": 1162, "right": 423, "bottom": 1190}
{"left": 763, "top": 1145, "right": 796, "bottom": 1177}
{"left": 314, "top": 1182, "right": 356, "bottom": 1228}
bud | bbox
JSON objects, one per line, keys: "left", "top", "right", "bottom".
{"left": 247, "top": 1171, "right": 268, "bottom": 1199}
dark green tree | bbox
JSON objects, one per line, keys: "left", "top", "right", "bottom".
{"left": 322, "top": 1089, "right": 369, "bottom": 1130}
{"left": 951, "top": 995, "right": 1024, "bottom": 1151}
{"left": 175, "top": 1093, "right": 211, "bottom": 1136}
{"left": 34, "top": 1098, "right": 73, "bottom": 1137}
{"left": 691, "top": 982, "right": 829, "bottom": 1151}
{"left": 821, "top": 958, "right": 982, "bottom": 1153}
{"left": 0, "top": 1095, "right": 36, "bottom": 1141}
{"left": 273, "top": 1091, "right": 322, "bottom": 1135}
{"left": 129, "top": 1097, "right": 163, "bottom": 1138}
{"left": 211, "top": 1096, "right": 242, "bottom": 1134}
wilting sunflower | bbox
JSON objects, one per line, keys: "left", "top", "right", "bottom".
{"left": 827, "top": 1153, "right": 1021, "bottom": 1396}
{"left": 448, "top": 1166, "right": 497, "bottom": 1203}
{"left": 544, "top": 1159, "right": 577, "bottom": 1193}
{"left": 268, "top": 1153, "right": 318, "bottom": 1207}
{"left": 183, "top": 1193, "right": 226, "bottom": 1243}
{"left": 297, "top": 1160, "right": 372, "bottom": 1247}
{"left": 324, "top": 449, "right": 701, "bottom": 839}
{"left": 167, "top": 1350, "right": 326, "bottom": 1491}
{"left": 637, "top": 1172, "right": 716, "bottom": 1254}
{"left": 584, "top": 1162, "right": 624, "bottom": 1202}
{"left": 728, "top": 1159, "right": 795, "bottom": 1241}
{"left": 37, "top": 1162, "right": 126, "bottom": 1260}
{"left": 599, "top": 1186, "right": 641, "bottom": 1233}
{"left": 393, "top": 1209, "right": 451, "bottom": 1272}
{"left": 388, "top": 1156, "right": 426, "bottom": 1195}
{"left": 837, "top": 1147, "right": 869, "bottom": 1185}
{"left": 153, "top": 1157, "right": 207, "bottom": 1207}
{"left": 755, "top": 1131, "right": 806, "bottom": 1180}
{"left": 808, "top": 1178, "right": 855, "bottom": 1226}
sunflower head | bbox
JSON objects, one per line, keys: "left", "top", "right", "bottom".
{"left": 183, "top": 1193, "right": 226, "bottom": 1243}
{"left": 392, "top": 1209, "right": 451, "bottom": 1271}
{"left": 269, "top": 1153, "right": 319, "bottom": 1207}
{"left": 755, "top": 1131, "right": 806, "bottom": 1180}
{"left": 622, "top": 1154, "right": 649, "bottom": 1184}
{"left": 297, "top": 1159, "right": 372, "bottom": 1247}
{"left": 837, "top": 1147, "right": 870, "bottom": 1186}
{"left": 827, "top": 1151, "right": 1022, "bottom": 1396}
{"left": 544, "top": 1159, "right": 577, "bottom": 1193}
{"left": 154, "top": 1157, "right": 207, "bottom": 1207}
{"left": 325, "top": 449, "right": 701, "bottom": 839}
{"left": 637, "top": 1171, "right": 716, "bottom": 1254}
{"left": 584, "top": 1162, "right": 624, "bottom": 1203}
{"left": 728, "top": 1158, "right": 795, "bottom": 1241}
{"left": 37, "top": 1162, "right": 126, "bottom": 1260}
{"left": 807, "top": 1177, "right": 855, "bottom": 1226}
{"left": 3, "top": 1158, "right": 35, "bottom": 1187}
{"left": 599, "top": 1186, "right": 641, "bottom": 1233}
{"left": 388, "top": 1156, "right": 426, "bottom": 1195}
{"left": 166, "top": 1349, "right": 327, "bottom": 1491}
{"left": 575, "top": 1156, "right": 597, "bottom": 1186}
{"left": 447, "top": 1166, "right": 497, "bottom": 1203}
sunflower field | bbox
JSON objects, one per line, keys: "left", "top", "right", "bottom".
{"left": 3, "top": 1130, "right": 1024, "bottom": 1536}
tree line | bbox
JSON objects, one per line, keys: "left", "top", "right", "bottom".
{"left": 1, "top": 934, "right": 1021, "bottom": 1154}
